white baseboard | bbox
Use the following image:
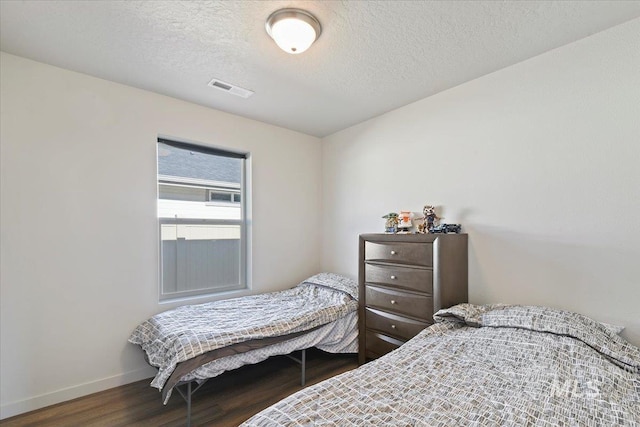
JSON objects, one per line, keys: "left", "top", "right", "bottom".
{"left": 0, "top": 366, "right": 158, "bottom": 420}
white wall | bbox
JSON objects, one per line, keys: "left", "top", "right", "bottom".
{"left": 0, "top": 52, "right": 322, "bottom": 418}
{"left": 321, "top": 19, "right": 640, "bottom": 344}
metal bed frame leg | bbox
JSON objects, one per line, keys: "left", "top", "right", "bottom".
{"left": 175, "top": 349, "right": 307, "bottom": 426}
{"left": 285, "top": 348, "right": 308, "bottom": 387}
{"left": 176, "top": 380, "right": 206, "bottom": 427}
{"left": 186, "top": 382, "right": 192, "bottom": 427}
{"left": 301, "top": 348, "right": 306, "bottom": 386}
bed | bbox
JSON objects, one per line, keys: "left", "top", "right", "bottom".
{"left": 242, "top": 303, "right": 640, "bottom": 426}
{"left": 128, "top": 272, "right": 358, "bottom": 425}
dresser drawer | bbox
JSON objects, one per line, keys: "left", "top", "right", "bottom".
{"left": 365, "top": 263, "right": 433, "bottom": 293}
{"left": 365, "top": 285, "right": 433, "bottom": 320}
{"left": 365, "top": 307, "right": 430, "bottom": 341}
{"left": 365, "top": 330, "right": 404, "bottom": 359}
{"left": 365, "top": 241, "right": 432, "bottom": 267}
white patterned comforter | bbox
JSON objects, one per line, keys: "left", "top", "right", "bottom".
{"left": 128, "top": 273, "right": 358, "bottom": 396}
{"left": 176, "top": 311, "right": 358, "bottom": 383}
{"left": 243, "top": 304, "right": 640, "bottom": 426}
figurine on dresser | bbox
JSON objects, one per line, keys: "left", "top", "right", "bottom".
{"left": 382, "top": 212, "right": 399, "bottom": 233}
{"left": 397, "top": 211, "right": 413, "bottom": 233}
{"left": 420, "top": 205, "right": 439, "bottom": 233}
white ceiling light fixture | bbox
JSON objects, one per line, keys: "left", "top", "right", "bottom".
{"left": 265, "top": 8, "right": 322, "bottom": 54}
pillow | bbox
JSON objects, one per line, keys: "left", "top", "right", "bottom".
{"left": 600, "top": 321, "right": 625, "bottom": 335}
{"left": 435, "top": 304, "right": 640, "bottom": 373}
{"left": 301, "top": 272, "right": 358, "bottom": 300}
{"left": 433, "top": 303, "right": 506, "bottom": 326}
{"left": 435, "top": 305, "right": 625, "bottom": 335}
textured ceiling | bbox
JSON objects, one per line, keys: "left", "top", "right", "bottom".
{"left": 1, "top": 1, "right": 639, "bottom": 137}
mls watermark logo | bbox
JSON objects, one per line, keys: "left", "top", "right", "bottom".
{"left": 549, "top": 376, "right": 600, "bottom": 398}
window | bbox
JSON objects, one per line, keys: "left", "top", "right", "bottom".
{"left": 157, "top": 138, "right": 248, "bottom": 300}
{"left": 208, "top": 190, "right": 241, "bottom": 203}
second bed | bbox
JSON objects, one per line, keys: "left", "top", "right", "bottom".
{"left": 128, "top": 272, "right": 358, "bottom": 424}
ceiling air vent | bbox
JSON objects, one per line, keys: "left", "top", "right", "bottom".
{"left": 207, "top": 78, "right": 254, "bottom": 99}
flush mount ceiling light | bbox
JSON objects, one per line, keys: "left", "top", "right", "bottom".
{"left": 265, "top": 8, "right": 322, "bottom": 54}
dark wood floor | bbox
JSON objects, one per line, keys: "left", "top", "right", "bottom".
{"left": 1, "top": 349, "right": 358, "bottom": 427}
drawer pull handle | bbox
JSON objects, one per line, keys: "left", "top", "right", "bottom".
{"left": 390, "top": 300, "right": 397, "bottom": 305}
{"left": 390, "top": 250, "right": 397, "bottom": 255}
{"left": 390, "top": 275, "right": 397, "bottom": 280}
{"left": 391, "top": 324, "right": 396, "bottom": 329}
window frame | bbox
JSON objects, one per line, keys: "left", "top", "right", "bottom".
{"left": 157, "top": 137, "right": 250, "bottom": 301}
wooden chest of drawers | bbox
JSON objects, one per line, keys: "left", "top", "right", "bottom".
{"left": 358, "top": 233, "right": 468, "bottom": 363}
